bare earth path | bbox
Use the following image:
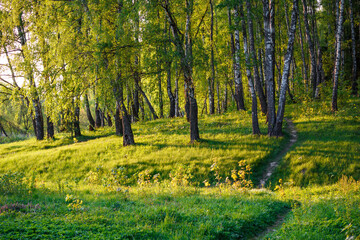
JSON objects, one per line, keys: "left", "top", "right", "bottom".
{"left": 258, "top": 118, "right": 298, "bottom": 188}
{"left": 252, "top": 118, "right": 298, "bottom": 240}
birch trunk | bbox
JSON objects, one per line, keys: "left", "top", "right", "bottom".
{"left": 349, "top": 0, "right": 358, "bottom": 95}
{"left": 331, "top": 0, "right": 345, "bottom": 112}
{"left": 240, "top": 3, "right": 260, "bottom": 135}
{"left": 234, "top": 5, "right": 246, "bottom": 111}
{"left": 246, "top": 0, "right": 267, "bottom": 115}
{"left": 263, "top": 0, "right": 276, "bottom": 135}
{"left": 209, "top": 0, "right": 215, "bottom": 115}
{"left": 298, "top": 15, "right": 308, "bottom": 91}
{"left": 162, "top": 0, "right": 200, "bottom": 141}
{"left": 302, "top": 0, "right": 317, "bottom": 97}
{"left": 273, "top": 0, "right": 298, "bottom": 136}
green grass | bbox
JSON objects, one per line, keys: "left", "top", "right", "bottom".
{"left": 0, "top": 99, "right": 359, "bottom": 239}
{"left": 269, "top": 98, "right": 360, "bottom": 187}
{"left": 0, "top": 188, "right": 290, "bottom": 239}
{"left": 265, "top": 176, "right": 360, "bottom": 239}
{"left": 0, "top": 111, "right": 284, "bottom": 186}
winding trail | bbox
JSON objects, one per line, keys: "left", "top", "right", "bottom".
{"left": 258, "top": 118, "right": 298, "bottom": 188}
{"left": 251, "top": 118, "right": 297, "bottom": 240}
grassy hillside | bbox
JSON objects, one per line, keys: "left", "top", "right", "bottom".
{"left": 0, "top": 112, "right": 285, "bottom": 186}
{"left": 0, "top": 99, "right": 359, "bottom": 239}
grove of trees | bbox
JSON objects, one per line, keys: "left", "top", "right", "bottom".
{"left": 0, "top": 0, "right": 358, "bottom": 144}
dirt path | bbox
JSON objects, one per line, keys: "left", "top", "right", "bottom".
{"left": 251, "top": 118, "right": 297, "bottom": 239}
{"left": 258, "top": 118, "right": 298, "bottom": 188}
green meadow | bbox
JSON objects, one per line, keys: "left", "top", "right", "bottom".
{"left": 0, "top": 99, "right": 359, "bottom": 239}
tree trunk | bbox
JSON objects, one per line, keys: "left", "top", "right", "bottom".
{"left": 107, "top": 112, "right": 112, "bottom": 127}
{"left": 298, "top": 15, "right": 308, "bottom": 91}
{"left": 216, "top": 81, "right": 220, "bottom": 114}
{"left": 84, "top": 93, "right": 95, "bottom": 130}
{"left": 175, "top": 69, "right": 180, "bottom": 117}
{"left": 33, "top": 98, "right": 44, "bottom": 140}
{"left": 0, "top": 121, "right": 8, "bottom": 137}
{"left": 258, "top": 49, "right": 266, "bottom": 98}
{"left": 240, "top": 2, "right": 260, "bottom": 135}
{"left": 164, "top": 20, "right": 176, "bottom": 118}
{"left": 233, "top": 5, "right": 246, "bottom": 111}
{"left": 349, "top": 0, "right": 358, "bottom": 95}
{"left": 74, "top": 102, "right": 81, "bottom": 137}
{"left": 113, "top": 73, "right": 135, "bottom": 146}
{"left": 46, "top": 116, "right": 54, "bottom": 139}
{"left": 263, "top": 0, "right": 276, "bottom": 135}
{"left": 166, "top": 61, "right": 176, "bottom": 118}
{"left": 114, "top": 102, "right": 123, "bottom": 136}
{"left": 331, "top": 0, "right": 345, "bottom": 112}
{"left": 302, "top": 0, "right": 317, "bottom": 97}
{"left": 209, "top": 0, "right": 215, "bottom": 115}
{"left": 273, "top": 0, "right": 298, "bottom": 136}
{"left": 136, "top": 83, "right": 159, "bottom": 120}
{"left": 95, "top": 99, "right": 101, "bottom": 128}
{"left": 246, "top": 0, "right": 267, "bottom": 115}
{"left": 157, "top": 57, "right": 164, "bottom": 118}
{"left": 162, "top": 0, "right": 200, "bottom": 142}
{"left": 132, "top": 57, "right": 140, "bottom": 122}
{"left": 222, "top": 83, "right": 228, "bottom": 113}
{"left": 121, "top": 103, "right": 135, "bottom": 146}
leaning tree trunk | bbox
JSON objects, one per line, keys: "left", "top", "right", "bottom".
{"left": 246, "top": 0, "right": 267, "bottom": 115}
{"left": 349, "top": 0, "right": 357, "bottom": 95}
{"left": 302, "top": 0, "right": 317, "bottom": 98}
{"left": 0, "top": 121, "right": 8, "bottom": 137}
{"left": 331, "top": 0, "right": 345, "bottom": 112}
{"left": 136, "top": 83, "right": 159, "bottom": 120}
{"left": 263, "top": 0, "right": 276, "bottom": 135}
{"left": 272, "top": 0, "right": 298, "bottom": 136}
{"left": 84, "top": 93, "right": 95, "bottom": 130}
{"left": 233, "top": 5, "right": 246, "bottom": 111}
{"left": 240, "top": 2, "right": 260, "bottom": 135}
{"left": 46, "top": 116, "right": 54, "bottom": 139}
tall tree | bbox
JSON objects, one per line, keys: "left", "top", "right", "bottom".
{"left": 331, "top": 0, "right": 345, "bottom": 112}
{"left": 301, "top": 0, "right": 317, "bottom": 97}
{"left": 272, "top": 0, "right": 298, "bottom": 136}
{"left": 246, "top": 0, "right": 267, "bottom": 115}
{"left": 233, "top": 4, "right": 246, "bottom": 111}
{"left": 263, "top": 0, "right": 276, "bottom": 135}
{"left": 240, "top": 2, "right": 260, "bottom": 134}
{"left": 349, "top": 0, "right": 357, "bottom": 95}
{"left": 161, "top": 0, "right": 200, "bottom": 142}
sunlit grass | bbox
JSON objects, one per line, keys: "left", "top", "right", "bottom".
{"left": 0, "top": 111, "right": 284, "bottom": 186}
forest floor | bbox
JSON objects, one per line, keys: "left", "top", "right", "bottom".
{"left": 0, "top": 99, "right": 359, "bottom": 239}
